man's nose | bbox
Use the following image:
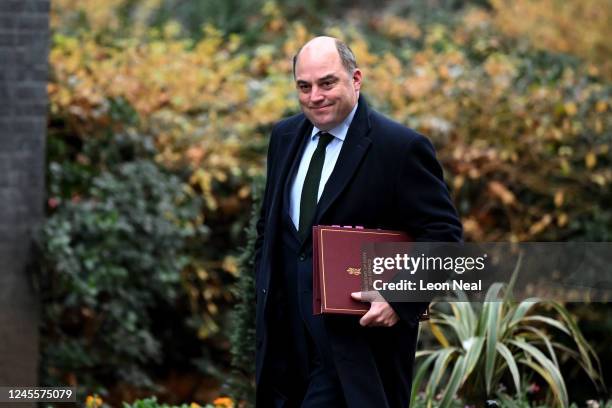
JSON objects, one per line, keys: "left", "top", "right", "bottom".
{"left": 310, "top": 86, "right": 324, "bottom": 103}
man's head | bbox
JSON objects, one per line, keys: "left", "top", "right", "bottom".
{"left": 293, "top": 36, "right": 362, "bottom": 131}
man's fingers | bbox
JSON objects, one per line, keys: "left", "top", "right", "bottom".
{"left": 351, "top": 291, "right": 378, "bottom": 302}
{"left": 359, "top": 310, "right": 376, "bottom": 326}
{"left": 358, "top": 301, "right": 400, "bottom": 327}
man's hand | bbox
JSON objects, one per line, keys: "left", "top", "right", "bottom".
{"left": 350, "top": 291, "right": 399, "bottom": 327}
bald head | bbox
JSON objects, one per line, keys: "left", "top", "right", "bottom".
{"left": 292, "top": 36, "right": 357, "bottom": 78}
{"left": 292, "top": 36, "right": 362, "bottom": 131}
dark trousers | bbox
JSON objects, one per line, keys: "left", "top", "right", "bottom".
{"left": 259, "top": 316, "right": 347, "bottom": 408}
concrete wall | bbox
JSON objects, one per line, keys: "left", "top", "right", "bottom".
{"left": 0, "top": 0, "right": 49, "bottom": 389}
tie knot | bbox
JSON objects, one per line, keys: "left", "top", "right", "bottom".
{"left": 317, "top": 132, "right": 334, "bottom": 149}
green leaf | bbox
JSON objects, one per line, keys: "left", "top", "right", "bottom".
{"left": 511, "top": 340, "right": 568, "bottom": 407}
{"left": 519, "top": 316, "right": 570, "bottom": 335}
{"left": 411, "top": 352, "right": 438, "bottom": 407}
{"left": 496, "top": 342, "right": 521, "bottom": 396}
{"left": 509, "top": 298, "right": 541, "bottom": 327}
{"left": 450, "top": 297, "right": 476, "bottom": 337}
{"left": 521, "top": 325, "right": 559, "bottom": 367}
{"left": 518, "top": 358, "right": 567, "bottom": 408}
{"left": 549, "top": 301, "right": 603, "bottom": 388}
{"left": 502, "top": 250, "right": 523, "bottom": 304}
{"left": 426, "top": 347, "right": 458, "bottom": 400}
{"left": 438, "top": 355, "right": 466, "bottom": 407}
{"left": 484, "top": 282, "right": 505, "bottom": 303}
{"left": 462, "top": 336, "right": 485, "bottom": 382}
{"left": 483, "top": 299, "right": 501, "bottom": 395}
{"left": 479, "top": 283, "right": 504, "bottom": 337}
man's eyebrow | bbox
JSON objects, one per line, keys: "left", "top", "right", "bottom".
{"left": 295, "top": 74, "right": 339, "bottom": 85}
{"left": 317, "top": 74, "right": 338, "bottom": 82}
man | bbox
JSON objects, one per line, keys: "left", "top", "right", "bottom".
{"left": 254, "top": 36, "right": 462, "bottom": 407}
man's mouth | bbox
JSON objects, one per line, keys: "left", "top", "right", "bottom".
{"left": 311, "top": 105, "right": 332, "bottom": 111}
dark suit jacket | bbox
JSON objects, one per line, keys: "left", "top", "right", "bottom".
{"left": 254, "top": 95, "right": 462, "bottom": 407}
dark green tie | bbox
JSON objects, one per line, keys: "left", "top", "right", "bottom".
{"left": 299, "top": 132, "right": 334, "bottom": 237}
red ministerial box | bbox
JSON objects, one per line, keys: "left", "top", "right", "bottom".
{"left": 312, "top": 225, "right": 411, "bottom": 315}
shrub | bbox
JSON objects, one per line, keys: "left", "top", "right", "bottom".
{"left": 121, "top": 397, "right": 209, "bottom": 408}
{"left": 413, "top": 268, "right": 604, "bottom": 406}
{"left": 119, "top": 396, "right": 230, "bottom": 408}
{"left": 48, "top": 2, "right": 612, "bottom": 245}
{"left": 226, "top": 178, "right": 263, "bottom": 407}
{"left": 40, "top": 159, "right": 206, "bottom": 390}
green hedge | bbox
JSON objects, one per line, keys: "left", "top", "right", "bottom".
{"left": 40, "top": 155, "right": 206, "bottom": 390}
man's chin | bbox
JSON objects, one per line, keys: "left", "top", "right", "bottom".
{"left": 304, "top": 115, "right": 331, "bottom": 130}
{"left": 313, "top": 122, "right": 333, "bottom": 131}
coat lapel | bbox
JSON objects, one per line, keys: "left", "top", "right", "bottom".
{"left": 268, "top": 116, "right": 312, "bottom": 228}
{"left": 313, "top": 96, "right": 372, "bottom": 226}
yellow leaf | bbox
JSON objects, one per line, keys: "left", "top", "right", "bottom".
{"left": 529, "top": 215, "right": 552, "bottom": 236}
{"left": 238, "top": 185, "right": 251, "bottom": 199}
{"left": 196, "top": 267, "right": 208, "bottom": 280}
{"left": 467, "top": 168, "right": 481, "bottom": 179}
{"left": 554, "top": 190, "right": 564, "bottom": 207}
{"left": 585, "top": 152, "right": 597, "bottom": 169}
{"left": 564, "top": 102, "right": 578, "bottom": 116}
{"left": 222, "top": 256, "right": 239, "bottom": 276}
{"left": 488, "top": 181, "right": 516, "bottom": 205}
{"left": 453, "top": 175, "right": 465, "bottom": 190}
{"left": 429, "top": 320, "right": 450, "bottom": 348}
{"left": 596, "top": 101, "right": 608, "bottom": 113}
{"left": 213, "top": 397, "right": 235, "bottom": 408}
{"left": 591, "top": 174, "right": 607, "bottom": 186}
{"left": 85, "top": 395, "right": 103, "bottom": 408}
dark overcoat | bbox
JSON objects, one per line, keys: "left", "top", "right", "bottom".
{"left": 254, "top": 95, "right": 463, "bottom": 407}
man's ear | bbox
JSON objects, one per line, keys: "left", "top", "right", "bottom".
{"left": 353, "top": 68, "right": 363, "bottom": 91}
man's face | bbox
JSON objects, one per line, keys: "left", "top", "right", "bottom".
{"left": 294, "top": 46, "right": 362, "bottom": 131}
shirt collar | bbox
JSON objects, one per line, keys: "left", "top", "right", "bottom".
{"left": 310, "top": 102, "right": 358, "bottom": 141}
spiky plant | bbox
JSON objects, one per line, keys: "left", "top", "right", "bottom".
{"left": 412, "top": 257, "right": 604, "bottom": 407}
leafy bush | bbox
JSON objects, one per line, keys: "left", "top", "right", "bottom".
{"left": 45, "top": 0, "right": 612, "bottom": 401}
{"left": 40, "top": 158, "right": 206, "bottom": 389}
{"left": 120, "top": 396, "right": 225, "bottom": 408}
{"left": 491, "top": 0, "right": 612, "bottom": 80}
{"left": 226, "top": 179, "right": 263, "bottom": 407}
{"left": 413, "top": 274, "right": 604, "bottom": 406}
{"left": 48, "top": 2, "right": 612, "bottom": 245}
{"left": 410, "top": 393, "right": 612, "bottom": 408}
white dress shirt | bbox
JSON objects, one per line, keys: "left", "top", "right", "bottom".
{"left": 289, "top": 103, "right": 359, "bottom": 229}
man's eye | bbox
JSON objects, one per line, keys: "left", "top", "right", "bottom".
{"left": 322, "top": 81, "right": 333, "bottom": 88}
{"left": 299, "top": 84, "right": 311, "bottom": 91}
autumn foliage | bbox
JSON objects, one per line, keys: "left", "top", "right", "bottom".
{"left": 44, "top": 0, "right": 611, "bottom": 401}
{"left": 49, "top": 1, "right": 611, "bottom": 243}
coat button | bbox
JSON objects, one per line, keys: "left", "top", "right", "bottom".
{"left": 261, "top": 289, "right": 266, "bottom": 294}
{"left": 299, "top": 253, "right": 306, "bottom": 261}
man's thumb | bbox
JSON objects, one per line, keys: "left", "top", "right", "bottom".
{"left": 351, "top": 291, "right": 363, "bottom": 301}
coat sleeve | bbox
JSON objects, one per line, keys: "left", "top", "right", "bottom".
{"left": 389, "top": 134, "right": 463, "bottom": 325}
{"left": 394, "top": 134, "right": 462, "bottom": 242}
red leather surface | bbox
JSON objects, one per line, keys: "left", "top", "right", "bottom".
{"left": 313, "top": 226, "right": 410, "bottom": 315}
